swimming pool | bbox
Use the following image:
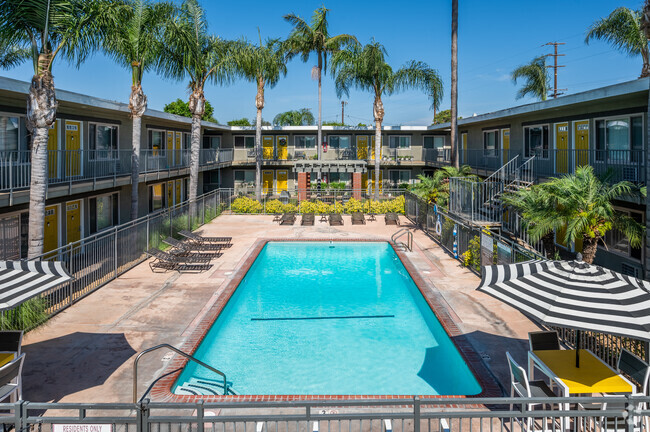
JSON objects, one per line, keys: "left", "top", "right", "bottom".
{"left": 174, "top": 241, "right": 481, "bottom": 395}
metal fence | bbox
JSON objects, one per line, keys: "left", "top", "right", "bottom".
{"left": 0, "top": 189, "right": 235, "bottom": 330}
{"left": 3, "top": 395, "right": 650, "bottom": 432}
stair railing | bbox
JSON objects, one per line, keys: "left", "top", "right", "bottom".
{"left": 391, "top": 228, "right": 413, "bottom": 252}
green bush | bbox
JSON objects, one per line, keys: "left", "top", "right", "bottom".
{"left": 345, "top": 198, "right": 365, "bottom": 213}
{"left": 264, "top": 199, "right": 285, "bottom": 214}
{"left": 0, "top": 297, "right": 49, "bottom": 331}
{"left": 231, "top": 197, "right": 263, "bottom": 213}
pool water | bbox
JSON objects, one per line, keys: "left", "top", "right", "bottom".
{"left": 174, "top": 242, "right": 481, "bottom": 395}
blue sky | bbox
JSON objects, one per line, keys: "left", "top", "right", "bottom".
{"left": 1, "top": 0, "right": 645, "bottom": 125}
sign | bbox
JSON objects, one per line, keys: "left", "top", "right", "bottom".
{"left": 66, "top": 204, "right": 78, "bottom": 212}
{"left": 53, "top": 425, "right": 112, "bottom": 432}
{"left": 480, "top": 233, "right": 494, "bottom": 266}
{"left": 557, "top": 126, "right": 568, "bottom": 132}
{"left": 503, "top": 130, "right": 510, "bottom": 136}
{"left": 65, "top": 124, "right": 78, "bottom": 131}
{"left": 496, "top": 241, "right": 512, "bottom": 265}
{"left": 577, "top": 124, "right": 589, "bottom": 131}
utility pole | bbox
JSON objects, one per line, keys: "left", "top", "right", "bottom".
{"left": 543, "top": 42, "right": 566, "bottom": 98}
{"left": 341, "top": 101, "right": 347, "bottom": 125}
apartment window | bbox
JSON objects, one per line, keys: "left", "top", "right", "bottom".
{"left": 389, "top": 170, "right": 411, "bottom": 185}
{"left": 389, "top": 136, "right": 411, "bottom": 149}
{"left": 203, "top": 135, "right": 221, "bottom": 149}
{"left": 595, "top": 116, "right": 643, "bottom": 163}
{"left": 90, "top": 193, "right": 119, "bottom": 234}
{"left": 0, "top": 115, "right": 20, "bottom": 152}
{"left": 601, "top": 209, "right": 643, "bottom": 261}
{"left": 89, "top": 123, "right": 118, "bottom": 159}
{"left": 183, "top": 132, "right": 191, "bottom": 150}
{"left": 148, "top": 130, "right": 164, "bottom": 152}
{"left": 234, "top": 136, "right": 255, "bottom": 148}
{"left": 328, "top": 135, "right": 351, "bottom": 149}
{"left": 234, "top": 170, "right": 255, "bottom": 183}
{"left": 294, "top": 135, "right": 316, "bottom": 149}
{"left": 423, "top": 136, "right": 445, "bottom": 149}
{"left": 148, "top": 183, "right": 165, "bottom": 212}
{"left": 483, "top": 130, "right": 499, "bottom": 157}
{"left": 524, "top": 125, "right": 549, "bottom": 159}
{"left": 329, "top": 172, "right": 351, "bottom": 184}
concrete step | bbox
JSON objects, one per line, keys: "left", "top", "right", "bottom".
{"left": 175, "top": 377, "right": 238, "bottom": 396}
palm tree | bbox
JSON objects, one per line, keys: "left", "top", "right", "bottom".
{"left": 236, "top": 35, "right": 288, "bottom": 201}
{"left": 103, "top": 0, "right": 174, "bottom": 220}
{"left": 411, "top": 165, "right": 474, "bottom": 208}
{"left": 283, "top": 7, "right": 357, "bottom": 166}
{"left": 586, "top": 7, "right": 650, "bottom": 78}
{"left": 450, "top": 0, "right": 459, "bottom": 169}
{"left": 0, "top": 0, "right": 120, "bottom": 258}
{"left": 331, "top": 41, "right": 443, "bottom": 199}
{"left": 511, "top": 56, "right": 550, "bottom": 101}
{"left": 273, "top": 108, "right": 315, "bottom": 126}
{"left": 157, "top": 0, "right": 239, "bottom": 209}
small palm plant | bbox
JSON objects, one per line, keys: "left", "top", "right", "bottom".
{"left": 511, "top": 56, "right": 550, "bottom": 101}
{"left": 236, "top": 35, "right": 288, "bottom": 200}
{"left": 103, "top": 0, "right": 175, "bottom": 219}
{"left": 331, "top": 41, "right": 443, "bottom": 199}
{"left": 0, "top": 0, "right": 120, "bottom": 258}
{"left": 410, "top": 165, "right": 475, "bottom": 208}
{"left": 273, "top": 109, "right": 315, "bottom": 126}
{"left": 586, "top": 7, "right": 650, "bottom": 78}
{"left": 284, "top": 7, "right": 357, "bottom": 161}
{"left": 157, "top": 0, "right": 239, "bottom": 206}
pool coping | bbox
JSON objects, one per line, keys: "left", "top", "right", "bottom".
{"left": 149, "top": 238, "right": 502, "bottom": 403}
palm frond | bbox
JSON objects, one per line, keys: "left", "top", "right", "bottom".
{"left": 586, "top": 7, "right": 646, "bottom": 57}
{"left": 511, "top": 56, "right": 549, "bottom": 101}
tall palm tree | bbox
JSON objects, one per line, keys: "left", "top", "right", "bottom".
{"left": 103, "top": 0, "right": 174, "bottom": 220}
{"left": 511, "top": 56, "right": 550, "bottom": 101}
{"left": 157, "top": 0, "right": 239, "bottom": 209}
{"left": 236, "top": 35, "right": 287, "bottom": 201}
{"left": 450, "top": 0, "right": 459, "bottom": 169}
{"left": 0, "top": 0, "right": 120, "bottom": 258}
{"left": 331, "top": 41, "right": 443, "bottom": 199}
{"left": 586, "top": 7, "right": 650, "bottom": 78}
{"left": 273, "top": 108, "right": 315, "bottom": 126}
{"left": 284, "top": 7, "right": 357, "bottom": 166}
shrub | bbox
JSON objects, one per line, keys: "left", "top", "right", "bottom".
{"left": 462, "top": 235, "right": 481, "bottom": 271}
{"left": 331, "top": 202, "right": 345, "bottom": 214}
{"left": 264, "top": 199, "right": 285, "bottom": 214}
{"left": 231, "top": 196, "right": 263, "bottom": 214}
{"left": 345, "top": 198, "right": 365, "bottom": 213}
{"left": 0, "top": 297, "right": 49, "bottom": 331}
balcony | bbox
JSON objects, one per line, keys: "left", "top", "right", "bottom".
{"left": 423, "top": 148, "right": 452, "bottom": 166}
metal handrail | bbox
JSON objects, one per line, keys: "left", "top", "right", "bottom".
{"left": 391, "top": 228, "right": 413, "bottom": 252}
{"left": 133, "top": 343, "right": 228, "bottom": 402}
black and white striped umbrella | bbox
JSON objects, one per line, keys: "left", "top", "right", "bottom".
{"left": 478, "top": 259, "right": 650, "bottom": 342}
{"left": 0, "top": 261, "right": 72, "bottom": 311}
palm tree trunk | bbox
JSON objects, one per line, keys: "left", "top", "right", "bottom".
{"left": 188, "top": 87, "right": 205, "bottom": 216}
{"left": 541, "top": 231, "right": 556, "bottom": 259}
{"left": 373, "top": 95, "right": 384, "bottom": 200}
{"left": 317, "top": 53, "right": 323, "bottom": 171}
{"left": 450, "top": 0, "right": 459, "bottom": 169}
{"left": 129, "top": 84, "right": 147, "bottom": 220}
{"left": 26, "top": 73, "right": 57, "bottom": 259}
{"left": 641, "top": 47, "right": 650, "bottom": 78}
{"left": 255, "top": 79, "right": 264, "bottom": 202}
{"left": 581, "top": 236, "right": 598, "bottom": 264}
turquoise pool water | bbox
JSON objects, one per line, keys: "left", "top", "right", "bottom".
{"left": 174, "top": 242, "right": 481, "bottom": 395}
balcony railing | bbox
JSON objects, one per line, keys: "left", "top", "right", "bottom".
{"left": 423, "top": 148, "right": 452, "bottom": 165}
{"left": 0, "top": 148, "right": 233, "bottom": 193}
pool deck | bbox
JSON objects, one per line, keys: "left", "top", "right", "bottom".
{"left": 22, "top": 214, "right": 541, "bottom": 403}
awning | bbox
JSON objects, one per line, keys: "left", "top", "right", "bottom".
{"left": 0, "top": 261, "right": 72, "bottom": 311}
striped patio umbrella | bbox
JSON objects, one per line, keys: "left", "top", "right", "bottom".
{"left": 0, "top": 261, "right": 72, "bottom": 311}
{"left": 477, "top": 259, "right": 650, "bottom": 366}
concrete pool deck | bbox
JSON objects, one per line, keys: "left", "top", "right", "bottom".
{"left": 22, "top": 214, "right": 541, "bottom": 403}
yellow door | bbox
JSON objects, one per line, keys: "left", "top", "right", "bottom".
{"left": 277, "top": 136, "right": 288, "bottom": 160}
{"left": 361, "top": 172, "right": 368, "bottom": 191}
{"left": 556, "top": 223, "right": 568, "bottom": 249}
{"left": 43, "top": 205, "right": 58, "bottom": 253}
{"left": 262, "top": 170, "right": 273, "bottom": 193}
{"left": 263, "top": 136, "right": 274, "bottom": 160}
{"left": 369, "top": 169, "right": 383, "bottom": 193}
{"left": 461, "top": 133, "right": 467, "bottom": 164}
{"left": 65, "top": 121, "right": 81, "bottom": 176}
{"left": 167, "top": 181, "right": 174, "bottom": 206}
{"left": 175, "top": 179, "right": 181, "bottom": 204}
{"left": 48, "top": 121, "right": 58, "bottom": 179}
{"left": 357, "top": 136, "right": 369, "bottom": 159}
{"left": 65, "top": 200, "right": 81, "bottom": 245}
{"left": 175, "top": 132, "right": 182, "bottom": 166}
{"left": 166, "top": 132, "right": 173, "bottom": 166}
{"left": 501, "top": 129, "right": 510, "bottom": 164}
{"left": 277, "top": 170, "right": 288, "bottom": 192}
{"left": 370, "top": 136, "right": 382, "bottom": 159}
{"left": 555, "top": 123, "right": 569, "bottom": 174}
{"left": 574, "top": 120, "right": 589, "bottom": 168}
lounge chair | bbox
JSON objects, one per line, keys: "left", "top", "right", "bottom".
{"left": 351, "top": 212, "right": 366, "bottom": 225}
{"left": 145, "top": 249, "right": 212, "bottom": 273}
{"left": 280, "top": 213, "right": 296, "bottom": 225}
{"left": 385, "top": 212, "right": 400, "bottom": 225}
{"left": 528, "top": 331, "right": 560, "bottom": 351}
{"left": 329, "top": 214, "right": 343, "bottom": 226}
{"left": 164, "top": 237, "right": 228, "bottom": 252}
{"left": 178, "top": 230, "right": 232, "bottom": 245}
{"left": 0, "top": 354, "right": 25, "bottom": 402}
{"left": 0, "top": 331, "right": 22, "bottom": 355}
{"left": 301, "top": 214, "right": 315, "bottom": 226}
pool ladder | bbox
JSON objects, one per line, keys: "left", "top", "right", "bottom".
{"left": 391, "top": 228, "right": 413, "bottom": 252}
{"left": 132, "top": 343, "right": 230, "bottom": 402}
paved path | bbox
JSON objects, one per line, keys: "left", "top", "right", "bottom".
{"left": 22, "top": 214, "right": 540, "bottom": 402}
